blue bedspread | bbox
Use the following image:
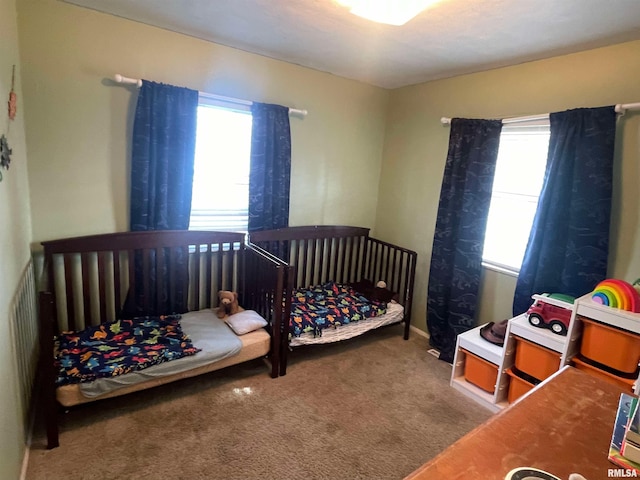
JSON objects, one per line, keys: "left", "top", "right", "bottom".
{"left": 55, "top": 315, "right": 201, "bottom": 386}
{"left": 290, "top": 282, "right": 386, "bottom": 337}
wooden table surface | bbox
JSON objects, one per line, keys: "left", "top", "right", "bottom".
{"left": 405, "top": 366, "right": 627, "bottom": 480}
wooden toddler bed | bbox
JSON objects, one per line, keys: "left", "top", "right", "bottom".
{"left": 249, "top": 225, "right": 417, "bottom": 376}
{"left": 38, "top": 230, "right": 290, "bottom": 449}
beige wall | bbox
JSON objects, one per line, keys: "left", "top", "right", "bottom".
{"left": 5, "top": 2, "right": 640, "bottom": 475}
{"left": 376, "top": 40, "right": 640, "bottom": 332}
{"left": 0, "top": 0, "right": 33, "bottom": 476}
{"left": 17, "top": 0, "right": 389, "bottom": 245}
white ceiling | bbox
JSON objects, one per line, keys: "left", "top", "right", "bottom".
{"left": 64, "top": 0, "right": 640, "bottom": 89}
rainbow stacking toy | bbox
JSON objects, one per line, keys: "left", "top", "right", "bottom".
{"left": 591, "top": 279, "right": 640, "bottom": 313}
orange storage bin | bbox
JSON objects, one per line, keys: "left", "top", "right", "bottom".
{"left": 505, "top": 367, "right": 536, "bottom": 404}
{"left": 461, "top": 349, "right": 498, "bottom": 394}
{"left": 580, "top": 316, "right": 640, "bottom": 374}
{"left": 514, "top": 336, "right": 561, "bottom": 382}
{"left": 572, "top": 355, "right": 636, "bottom": 393}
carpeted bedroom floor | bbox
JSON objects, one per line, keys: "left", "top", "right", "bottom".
{"left": 26, "top": 325, "right": 492, "bottom": 480}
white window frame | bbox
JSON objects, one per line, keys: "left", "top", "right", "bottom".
{"left": 189, "top": 94, "right": 252, "bottom": 233}
{"left": 482, "top": 119, "right": 551, "bottom": 275}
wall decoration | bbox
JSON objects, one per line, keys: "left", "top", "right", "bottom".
{"left": 2, "top": 66, "right": 16, "bottom": 182}
{"left": 0, "top": 134, "right": 11, "bottom": 182}
{"left": 8, "top": 65, "right": 17, "bottom": 120}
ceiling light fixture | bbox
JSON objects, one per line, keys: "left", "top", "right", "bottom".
{"left": 336, "top": 0, "right": 440, "bottom": 26}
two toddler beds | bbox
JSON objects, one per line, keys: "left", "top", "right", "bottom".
{"left": 37, "top": 226, "right": 416, "bottom": 448}
{"left": 38, "top": 230, "right": 290, "bottom": 449}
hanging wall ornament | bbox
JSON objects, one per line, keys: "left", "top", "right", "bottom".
{"left": 0, "top": 134, "right": 11, "bottom": 181}
{"left": 8, "top": 65, "right": 17, "bottom": 120}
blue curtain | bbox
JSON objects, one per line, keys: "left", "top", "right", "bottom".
{"left": 248, "top": 102, "right": 291, "bottom": 232}
{"left": 126, "top": 80, "right": 198, "bottom": 316}
{"left": 427, "top": 119, "right": 503, "bottom": 363}
{"left": 130, "top": 80, "right": 199, "bottom": 231}
{"left": 513, "top": 107, "right": 617, "bottom": 315}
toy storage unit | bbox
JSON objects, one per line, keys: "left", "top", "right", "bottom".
{"left": 451, "top": 293, "right": 640, "bottom": 412}
{"left": 451, "top": 306, "right": 582, "bottom": 411}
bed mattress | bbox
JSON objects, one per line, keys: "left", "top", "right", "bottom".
{"left": 289, "top": 301, "right": 404, "bottom": 346}
{"left": 56, "top": 309, "right": 270, "bottom": 407}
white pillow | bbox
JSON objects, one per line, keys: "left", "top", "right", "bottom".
{"left": 225, "top": 310, "right": 268, "bottom": 335}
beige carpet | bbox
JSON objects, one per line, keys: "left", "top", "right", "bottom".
{"left": 27, "top": 325, "right": 492, "bottom": 480}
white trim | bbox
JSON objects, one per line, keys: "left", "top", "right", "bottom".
{"left": 410, "top": 324, "right": 430, "bottom": 339}
{"left": 19, "top": 404, "right": 36, "bottom": 480}
{"left": 198, "top": 93, "right": 251, "bottom": 113}
{"left": 482, "top": 261, "right": 519, "bottom": 277}
{"left": 20, "top": 443, "right": 30, "bottom": 480}
{"left": 482, "top": 123, "right": 549, "bottom": 275}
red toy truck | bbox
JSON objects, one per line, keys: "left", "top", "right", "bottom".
{"left": 526, "top": 293, "right": 575, "bottom": 336}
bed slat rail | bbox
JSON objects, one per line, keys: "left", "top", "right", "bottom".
{"left": 41, "top": 231, "right": 246, "bottom": 333}
{"left": 240, "top": 243, "right": 292, "bottom": 378}
{"left": 250, "top": 226, "right": 370, "bottom": 288}
{"left": 365, "top": 237, "right": 417, "bottom": 340}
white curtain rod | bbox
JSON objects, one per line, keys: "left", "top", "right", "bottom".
{"left": 113, "top": 74, "right": 308, "bottom": 117}
{"left": 440, "top": 102, "right": 640, "bottom": 125}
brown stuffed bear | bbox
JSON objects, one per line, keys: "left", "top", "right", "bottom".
{"left": 216, "top": 290, "right": 240, "bottom": 319}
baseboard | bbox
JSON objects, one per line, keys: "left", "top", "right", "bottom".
{"left": 20, "top": 377, "right": 40, "bottom": 480}
{"left": 19, "top": 414, "right": 34, "bottom": 480}
{"left": 410, "top": 325, "right": 429, "bottom": 339}
{"left": 20, "top": 442, "right": 30, "bottom": 480}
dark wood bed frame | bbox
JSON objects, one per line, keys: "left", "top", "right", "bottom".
{"left": 37, "top": 226, "right": 415, "bottom": 447}
{"left": 249, "top": 225, "right": 417, "bottom": 376}
{"left": 37, "top": 230, "right": 290, "bottom": 449}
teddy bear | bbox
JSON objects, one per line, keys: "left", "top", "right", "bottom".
{"left": 216, "top": 290, "right": 240, "bottom": 319}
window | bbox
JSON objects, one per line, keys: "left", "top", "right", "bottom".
{"left": 189, "top": 97, "right": 252, "bottom": 232}
{"left": 482, "top": 121, "right": 550, "bottom": 273}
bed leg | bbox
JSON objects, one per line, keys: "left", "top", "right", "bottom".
{"left": 45, "top": 405, "right": 60, "bottom": 449}
{"left": 279, "top": 340, "right": 288, "bottom": 376}
{"left": 269, "top": 311, "right": 281, "bottom": 378}
{"left": 40, "top": 345, "right": 60, "bottom": 449}
{"left": 34, "top": 359, "right": 59, "bottom": 449}
{"left": 39, "top": 291, "right": 59, "bottom": 449}
{"left": 270, "top": 345, "right": 279, "bottom": 379}
{"left": 404, "top": 318, "right": 411, "bottom": 340}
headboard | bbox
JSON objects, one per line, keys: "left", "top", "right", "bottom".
{"left": 40, "top": 230, "right": 248, "bottom": 332}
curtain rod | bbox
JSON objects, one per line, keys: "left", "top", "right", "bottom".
{"left": 113, "top": 74, "right": 308, "bottom": 117}
{"left": 440, "top": 102, "right": 640, "bottom": 125}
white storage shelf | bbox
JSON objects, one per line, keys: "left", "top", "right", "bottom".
{"left": 450, "top": 376, "right": 507, "bottom": 413}
{"left": 576, "top": 293, "right": 640, "bottom": 335}
{"left": 457, "top": 325, "right": 504, "bottom": 365}
{"left": 450, "top": 325, "right": 511, "bottom": 413}
{"left": 451, "top": 303, "right": 580, "bottom": 412}
{"left": 452, "top": 292, "right": 640, "bottom": 411}
{"left": 509, "top": 313, "right": 575, "bottom": 354}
